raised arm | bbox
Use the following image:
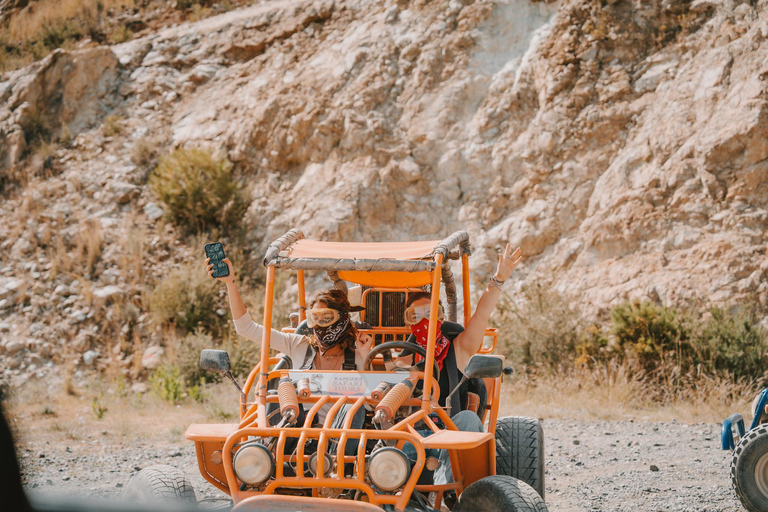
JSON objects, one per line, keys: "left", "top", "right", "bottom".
{"left": 453, "top": 244, "right": 522, "bottom": 370}
{"left": 207, "top": 258, "right": 303, "bottom": 353}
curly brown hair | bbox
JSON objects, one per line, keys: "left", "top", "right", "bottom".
{"left": 307, "top": 289, "right": 358, "bottom": 351}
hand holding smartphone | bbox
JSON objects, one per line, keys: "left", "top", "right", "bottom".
{"left": 204, "top": 242, "right": 230, "bottom": 278}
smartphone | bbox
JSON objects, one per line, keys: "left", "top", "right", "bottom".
{"left": 204, "top": 242, "right": 229, "bottom": 278}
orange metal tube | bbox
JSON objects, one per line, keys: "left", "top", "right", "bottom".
{"left": 257, "top": 265, "right": 276, "bottom": 428}
{"left": 356, "top": 432, "right": 368, "bottom": 483}
{"left": 391, "top": 409, "right": 427, "bottom": 431}
{"left": 462, "top": 253, "right": 471, "bottom": 325}
{"left": 296, "top": 395, "right": 330, "bottom": 477}
{"left": 434, "top": 407, "right": 458, "bottom": 430}
{"left": 317, "top": 396, "right": 349, "bottom": 477}
{"left": 421, "top": 253, "right": 443, "bottom": 411}
{"left": 275, "top": 431, "right": 287, "bottom": 478}
{"left": 488, "top": 374, "right": 502, "bottom": 434}
{"left": 336, "top": 395, "right": 366, "bottom": 465}
{"left": 298, "top": 270, "right": 307, "bottom": 322}
{"left": 224, "top": 426, "right": 425, "bottom": 510}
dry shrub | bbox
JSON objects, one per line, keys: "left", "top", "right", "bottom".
{"left": 130, "top": 137, "right": 158, "bottom": 169}
{"left": 107, "top": 24, "right": 133, "bottom": 44}
{"left": 117, "top": 223, "right": 146, "bottom": 286}
{"left": 148, "top": 148, "right": 247, "bottom": 235}
{"left": 501, "top": 362, "right": 755, "bottom": 422}
{"left": 102, "top": 114, "right": 123, "bottom": 137}
{"left": 149, "top": 262, "right": 224, "bottom": 335}
{"left": 0, "top": 0, "right": 136, "bottom": 70}
{"left": 492, "top": 283, "right": 585, "bottom": 369}
{"left": 49, "top": 218, "right": 102, "bottom": 277}
{"left": 494, "top": 285, "right": 768, "bottom": 407}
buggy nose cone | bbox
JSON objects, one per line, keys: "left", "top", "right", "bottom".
{"left": 232, "top": 495, "right": 384, "bottom": 512}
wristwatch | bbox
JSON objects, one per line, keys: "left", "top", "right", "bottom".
{"left": 489, "top": 275, "right": 505, "bottom": 289}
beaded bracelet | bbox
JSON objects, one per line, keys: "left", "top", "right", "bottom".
{"left": 489, "top": 275, "right": 506, "bottom": 289}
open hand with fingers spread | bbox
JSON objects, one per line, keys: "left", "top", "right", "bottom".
{"left": 206, "top": 257, "right": 236, "bottom": 284}
{"left": 493, "top": 243, "right": 523, "bottom": 283}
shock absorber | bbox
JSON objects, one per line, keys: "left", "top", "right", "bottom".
{"left": 297, "top": 378, "right": 311, "bottom": 399}
{"left": 278, "top": 377, "right": 299, "bottom": 424}
{"left": 374, "top": 380, "right": 413, "bottom": 424}
{"left": 371, "top": 381, "right": 391, "bottom": 402}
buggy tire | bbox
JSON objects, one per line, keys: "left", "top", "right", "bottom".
{"left": 495, "top": 416, "right": 545, "bottom": 499}
{"left": 125, "top": 464, "right": 197, "bottom": 504}
{"left": 455, "top": 475, "right": 548, "bottom": 512}
{"left": 732, "top": 425, "right": 768, "bottom": 512}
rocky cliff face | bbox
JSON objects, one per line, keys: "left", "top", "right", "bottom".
{"left": 0, "top": 0, "right": 767, "bottom": 382}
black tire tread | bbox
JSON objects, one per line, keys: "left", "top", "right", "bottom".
{"left": 495, "top": 416, "right": 545, "bottom": 499}
{"left": 456, "top": 475, "right": 548, "bottom": 512}
{"left": 125, "top": 464, "right": 196, "bottom": 503}
{"left": 731, "top": 425, "right": 768, "bottom": 512}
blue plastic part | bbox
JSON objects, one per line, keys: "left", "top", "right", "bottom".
{"left": 722, "top": 413, "right": 745, "bottom": 450}
{"left": 750, "top": 388, "right": 768, "bottom": 431}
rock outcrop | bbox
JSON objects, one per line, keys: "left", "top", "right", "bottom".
{"left": 0, "top": 0, "right": 767, "bottom": 384}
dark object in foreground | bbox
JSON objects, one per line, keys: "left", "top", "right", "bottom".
{"left": 1, "top": 396, "right": 204, "bottom": 512}
{"left": 0, "top": 395, "right": 33, "bottom": 512}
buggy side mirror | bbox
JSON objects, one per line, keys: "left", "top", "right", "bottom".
{"left": 463, "top": 355, "right": 503, "bottom": 379}
{"left": 201, "top": 349, "right": 247, "bottom": 415}
{"left": 200, "top": 349, "right": 231, "bottom": 374}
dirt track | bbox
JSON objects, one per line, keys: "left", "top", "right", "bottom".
{"left": 17, "top": 418, "right": 743, "bottom": 511}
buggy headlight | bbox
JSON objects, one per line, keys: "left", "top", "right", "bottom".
{"left": 308, "top": 452, "right": 333, "bottom": 477}
{"left": 233, "top": 442, "right": 274, "bottom": 485}
{"left": 368, "top": 447, "right": 410, "bottom": 491}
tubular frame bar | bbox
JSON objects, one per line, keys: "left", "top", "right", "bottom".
{"left": 263, "top": 228, "right": 305, "bottom": 266}
{"left": 461, "top": 253, "right": 471, "bottom": 325}
{"left": 222, "top": 426, "right": 426, "bottom": 511}
{"left": 267, "top": 256, "right": 436, "bottom": 272}
{"left": 298, "top": 270, "right": 307, "bottom": 322}
{"left": 421, "top": 253, "right": 443, "bottom": 411}
{"left": 442, "top": 259, "right": 458, "bottom": 322}
{"left": 257, "top": 266, "right": 276, "bottom": 428}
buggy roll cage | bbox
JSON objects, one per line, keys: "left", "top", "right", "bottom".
{"left": 252, "top": 230, "right": 473, "bottom": 429}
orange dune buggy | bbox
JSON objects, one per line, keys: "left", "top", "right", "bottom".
{"left": 129, "top": 231, "right": 547, "bottom": 512}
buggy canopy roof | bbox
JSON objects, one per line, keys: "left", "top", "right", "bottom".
{"left": 262, "top": 229, "right": 471, "bottom": 288}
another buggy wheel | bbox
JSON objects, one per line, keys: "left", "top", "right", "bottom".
{"left": 495, "top": 416, "right": 545, "bottom": 499}
{"left": 125, "top": 464, "right": 197, "bottom": 504}
{"left": 732, "top": 425, "right": 768, "bottom": 512}
{"left": 455, "top": 475, "right": 548, "bottom": 512}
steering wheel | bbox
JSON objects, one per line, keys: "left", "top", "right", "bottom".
{"left": 363, "top": 341, "right": 440, "bottom": 380}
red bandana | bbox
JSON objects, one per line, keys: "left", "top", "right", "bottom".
{"left": 410, "top": 319, "right": 450, "bottom": 371}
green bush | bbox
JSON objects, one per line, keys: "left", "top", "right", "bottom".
{"left": 149, "top": 148, "right": 247, "bottom": 234}
{"left": 150, "top": 364, "right": 185, "bottom": 403}
{"left": 495, "top": 289, "right": 768, "bottom": 395}
{"left": 696, "top": 306, "right": 767, "bottom": 381}
{"left": 149, "top": 263, "right": 224, "bottom": 335}
{"left": 610, "top": 300, "right": 693, "bottom": 374}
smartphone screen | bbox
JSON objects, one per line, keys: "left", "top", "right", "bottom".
{"left": 204, "top": 242, "right": 229, "bottom": 278}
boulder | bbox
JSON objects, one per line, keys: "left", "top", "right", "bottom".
{"left": 92, "top": 286, "right": 124, "bottom": 301}
{"left": 82, "top": 350, "right": 100, "bottom": 366}
{"left": 141, "top": 346, "right": 164, "bottom": 370}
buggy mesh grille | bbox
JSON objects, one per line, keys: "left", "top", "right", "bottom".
{"left": 363, "top": 290, "right": 408, "bottom": 342}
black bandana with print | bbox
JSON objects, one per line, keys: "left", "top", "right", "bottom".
{"left": 313, "top": 312, "right": 350, "bottom": 353}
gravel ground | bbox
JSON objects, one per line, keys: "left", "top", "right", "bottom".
{"left": 18, "top": 419, "right": 744, "bottom": 511}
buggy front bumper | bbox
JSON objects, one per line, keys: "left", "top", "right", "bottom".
{"left": 232, "top": 494, "right": 384, "bottom": 512}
